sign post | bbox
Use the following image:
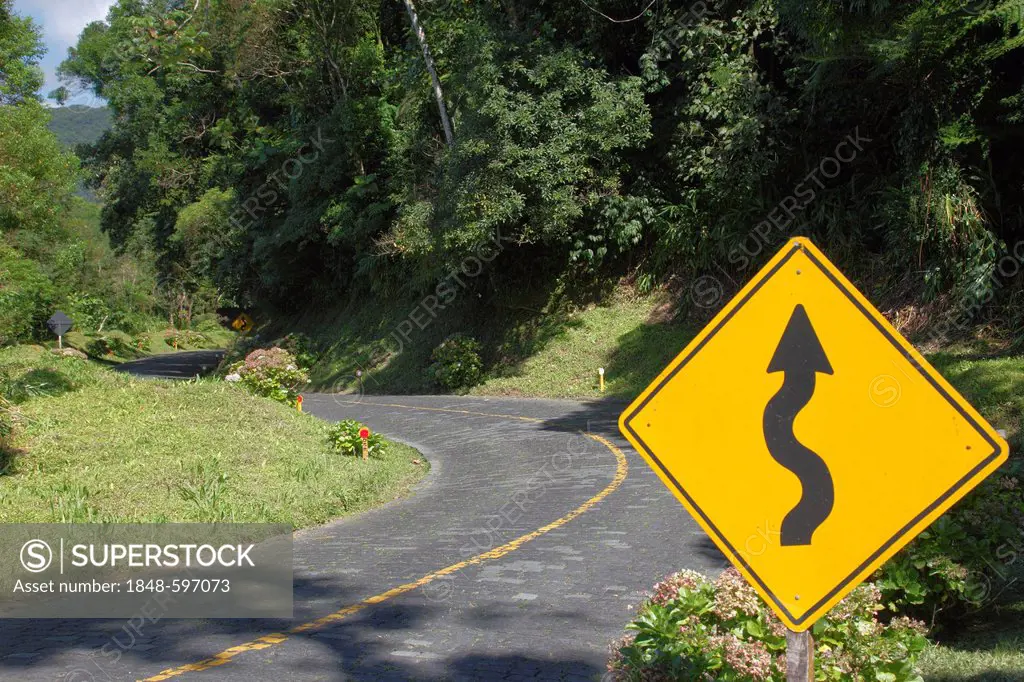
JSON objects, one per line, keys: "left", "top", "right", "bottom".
{"left": 618, "top": 237, "right": 1008, "bottom": 669}
{"left": 358, "top": 427, "right": 370, "bottom": 461}
{"left": 786, "top": 630, "right": 813, "bottom": 681}
{"left": 46, "top": 311, "right": 73, "bottom": 349}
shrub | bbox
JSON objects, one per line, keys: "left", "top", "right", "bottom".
{"left": 427, "top": 334, "right": 483, "bottom": 391}
{"left": 164, "top": 330, "right": 185, "bottom": 348}
{"left": 327, "top": 419, "right": 384, "bottom": 457}
{"left": 229, "top": 347, "right": 308, "bottom": 406}
{"left": 0, "top": 247, "right": 56, "bottom": 345}
{"left": 183, "top": 330, "right": 210, "bottom": 347}
{"left": 63, "top": 293, "right": 112, "bottom": 333}
{"left": 85, "top": 337, "right": 114, "bottom": 357}
{"left": 84, "top": 333, "right": 138, "bottom": 359}
{"left": 191, "top": 313, "right": 224, "bottom": 333}
{"left": 607, "top": 568, "right": 929, "bottom": 681}
{"left": 163, "top": 329, "right": 210, "bottom": 349}
{"left": 277, "top": 333, "right": 320, "bottom": 370}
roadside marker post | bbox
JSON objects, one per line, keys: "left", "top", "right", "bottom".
{"left": 598, "top": 367, "right": 605, "bottom": 392}
{"left": 618, "top": 237, "right": 1008, "bottom": 675}
{"left": 359, "top": 427, "right": 370, "bottom": 461}
{"left": 296, "top": 395, "right": 303, "bottom": 413}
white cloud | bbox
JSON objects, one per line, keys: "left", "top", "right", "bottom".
{"left": 16, "top": 0, "right": 114, "bottom": 44}
{"left": 12, "top": 0, "right": 116, "bottom": 103}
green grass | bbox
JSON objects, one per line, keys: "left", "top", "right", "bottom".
{"left": 921, "top": 604, "right": 1024, "bottom": 680}
{"left": 61, "top": 325, "right": 237, "bottom": 364}
{"left": 0, "top": 345, "right": 427, "bottom": 527}
{"left": 929, "top": 351, "right": 1024, "bottom": 453}
{"left": 472, "top": 289, "right": 693, "bottom": 399}
{"left": 272, "top": 285, "right": 693, "bottom": 399}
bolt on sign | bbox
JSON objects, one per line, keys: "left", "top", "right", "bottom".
{"left": 619, "top": 237, "right": 1008, "bottom": 631}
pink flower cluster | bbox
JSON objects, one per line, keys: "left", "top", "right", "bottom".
{"left": 829, "top": 582, "right": 882, "bottom": 622}
{"left": 711, "top": 568, "right": 761, "bottom": 620}
{"left": 239, "top": 347, "right": 297, "bottom": 375}
{"left": 889, "top": 615, "right": 929, "bottom": 636}
{"left": 648, "top": 569, "right": 706, "bottom": 606}
{"left": 708, "top": 634, "right": 773, "bottom": 681}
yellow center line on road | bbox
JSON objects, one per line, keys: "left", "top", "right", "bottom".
{"left": 140, "top": 403, "right": 629, "bottom": 681}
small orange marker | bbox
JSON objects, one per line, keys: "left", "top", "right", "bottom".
{"left": 296, "top": 395, "right": 304, "bottom": 413}
{"left": 359, "top": 427, "right": 370, "bottom": 460}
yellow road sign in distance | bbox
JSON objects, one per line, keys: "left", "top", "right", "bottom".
{"left": 232, "top": 313, "right": 254, "bottom": 332}
{"left": 619, "top": 237, "right": 1008, "bottom": 631}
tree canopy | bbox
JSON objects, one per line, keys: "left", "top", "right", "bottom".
{"left": 43, "top": 0, "right": 1024, "bottom": 333}
{"left": 0, "top": 2, "right": 159, "bottom": 344}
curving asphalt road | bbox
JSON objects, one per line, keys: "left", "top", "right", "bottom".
{"left": 113, "top": 350, "right": 227, "bottom": 380}
{"left": 0, "top": 354, "right": 724, "bottom": 681}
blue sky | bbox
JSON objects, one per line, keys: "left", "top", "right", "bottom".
{"left": 12, "top": 0, "right": 116, "bottom": 106}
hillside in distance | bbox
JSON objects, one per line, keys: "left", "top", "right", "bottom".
{"left": 47, "top": 105, "right": 111, "bottom": 148}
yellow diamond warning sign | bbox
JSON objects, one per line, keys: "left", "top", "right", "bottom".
{"left": 619, "top": 237, "right": 1008, "bottom": 631}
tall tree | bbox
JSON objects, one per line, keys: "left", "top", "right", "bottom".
{"left": 0, "top": 0, "right": 44, "bottom": 104}
{"left": 402, "top": 0, "right": 453, "bottom": 147}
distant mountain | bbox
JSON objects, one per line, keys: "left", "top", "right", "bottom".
{"left": 47, "top": 105, "right": 112, "bottom": 149}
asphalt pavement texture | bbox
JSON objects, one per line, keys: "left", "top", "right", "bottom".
{"left": 0, "top": 353, "right": 725, "bottom": 681}
{"left": 113, "top": 351, "right": 227, "bottom": 380}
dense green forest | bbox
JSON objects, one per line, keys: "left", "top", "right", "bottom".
{"left": 46, "top": 0, "right": 1024, "bottom": 351}
{"left": 46, "top": 105, "right": 112, "bottom": 149}
{"left": 5, "top": 0, "right": 1024, "bottom": 357}
{"left": 0, "top": 0, "right": 164, "bottom": 346}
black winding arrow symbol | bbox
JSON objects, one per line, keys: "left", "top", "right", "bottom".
{"left": 763, "top": 304, "right": 834, "bottom": 546}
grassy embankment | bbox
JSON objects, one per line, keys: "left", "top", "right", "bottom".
{"left": 0, "top": 345, "right": 427, "bottom": 527}
{"left": 280, "top": 285, "right": 693, "bottom": 398}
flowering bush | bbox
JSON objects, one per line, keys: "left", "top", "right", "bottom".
{"left": 426, "top": 334, "right": 483, "bottom": 391}
{"left": 607, "top": 568, "right": 928, "bottom": 681}
{"left": 228, "top": 347, "right": 308, "bottom": 406}
{"left": 327, "top": 419, "right": 385, "bottom": 457}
